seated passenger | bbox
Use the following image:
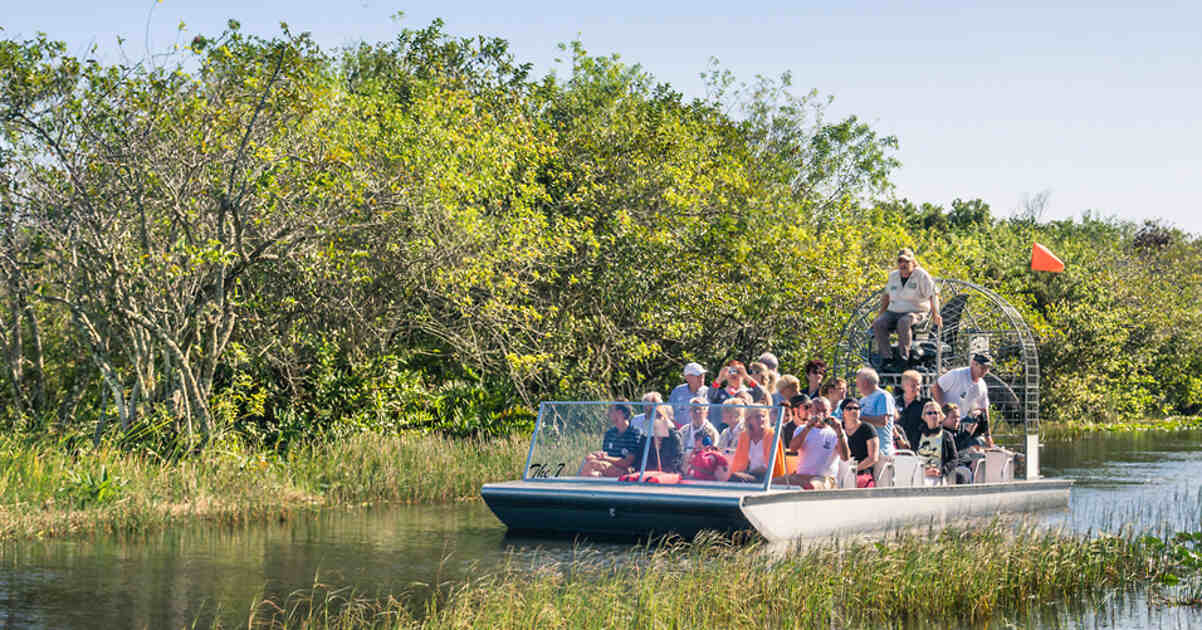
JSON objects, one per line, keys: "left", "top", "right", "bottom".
{"left": 630, "top": 391, "right": 664, "bottom": 433}
{"left": 777, "top": 397, "right": 849, "bottom": 489}
{"left": 941, "top": 402, "right": 983, "bottom": 482}
{"left": 914, "top": 402, "right": 969, "bottom": 485}
{"left": 802, "top": 359, "right": 828, "bottom": 399}
{"left": 579, "top": 401, "right": 646, "bottom": 478}
{"left": 669, "top": 362, "right": 709, "bottom": 428}
{"left": 776, "top": 374, "right": 801, "bottom": 408}
{"left": 841, "top": 398, "right": 878, "bottom": 488}
{"left": 687, "top": 434, "right": 731, "bottom": 481}
{"left": 780, "top": 393, "right": 810, "bottom": 447}
{"left": 942, "top": 403, "right": 984, "bottom": 455}
{"left": 716, "top": 399, "right": 745, "bottom": 452}
{"left": 749, "top": 361, "right": 779, "bottom": 402}
{"left": 681, "top": 396, "right": 720, "bottom": 453}
{"left": 895, "top": 369, "right": 930, "bottom": 450}
{"left": 727, "top": 406, "right": 787, "bottom": 483}
{"left": 822, "top": 378, "right": 848, "bottom": 419}
{"left": 707, "top": 360, "right": 750, "bottom": 426}
{"left": 645, "top": 415, "right": 684, "bottom": 473}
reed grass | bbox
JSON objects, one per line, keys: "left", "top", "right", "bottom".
{"left": 0, "top": 431, "right": 527, "bottom": 541}
{"left": 220, "top": 523, "right": 1170, "bottom": 629}
{"left": 996, "top": 416, "right": 1202, "bottom": 441}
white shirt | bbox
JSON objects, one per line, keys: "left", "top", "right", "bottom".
{"left": 885, "top": 267, "right": 937, "bottom": 314}
{"left": 630, "top": 413, "right": 649, "bottom": 434}
{"left": 681, "top": 422, "right": 720, "bottom": 452}
{"left": 796, "top": 425, "right": 839, "bottom": 477}
{"left": 748, "top": 435, "right": 768, "bottom": 473}
{"left": 937, "top": 367, "right": 990, "bottom": 414}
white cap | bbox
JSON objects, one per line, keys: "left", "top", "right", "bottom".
{"left": 683, "top": 362, "right": 707, "bottom": 377}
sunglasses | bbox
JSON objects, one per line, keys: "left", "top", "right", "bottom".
{"left": 923, "top": 411, "right": 940, "bottom": 416}
{"left": 843, "top": 406, "right": 860, "bottom": 411}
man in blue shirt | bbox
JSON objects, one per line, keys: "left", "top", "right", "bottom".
{"left": 668, "top": 362, "right": 709, "bottom": 427}
{"left": 856, "top": 367, "right": 898, "bottom": 458}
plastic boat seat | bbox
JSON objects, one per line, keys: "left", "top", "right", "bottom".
{"left": 971, "top": 458, "right": 986, "bottom": 484}
{"left": 984, "top": 448, "right": 1014, "bottom": 483}
{"left": 837, "top": 458, "right": 856, "bottom": 489}
{"left": 889, "top": 451, "right": 923, "bottom": 487}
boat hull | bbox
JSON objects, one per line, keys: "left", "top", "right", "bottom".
{"left": 481, "top": 479, "right": 1072, "bottom": 541}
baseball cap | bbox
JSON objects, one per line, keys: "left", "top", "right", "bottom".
{"left": 683, "top": 362, "right": 707, "bottom": 377}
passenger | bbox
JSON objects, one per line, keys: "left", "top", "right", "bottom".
{"left": 758, "top": 351, "right": 781, "bottom": 382}
{"left": 802, "top": 359, "right": 828, "bottom": 399}
{"left": 840, "top": 398, "right": 878, "bottom": 488}
{"left": 645, "top": 415, "right": 685, "bottom": 473}
{"left": 856, "top": 367, "right": 898, "bottom": 459}
{"left": 579, "top": 401, "right": 646, "bottom": 478}
{"left": 687, "top": 433, "right": 731, "bottom": 481}
{"left": 716, "top": 399, "right": 745, "bottom": 452}
{"left": 932, "top": 353, "right": 995, "bottom": 447}
{"left": 780, "top": 393, "right": 810, "bottom": 447}
{"left": 822, "top": 378, "right": 848, "bottom": 419}
{"left": 776, "top": 374, "right": 802, "bottom": 408}
{"left": 892, "top": 424, "right": 912, "bottom": 452}
{"left": 749, "top": 362, "right": 779, "bottom": 406}
{"left": 669, "top": 362, "right": 710, "bottom": 428}
{"left": 680, "top": 396, "right": 720, "bottom": 453}
{"left": 941, "top": 403, "right": 983, "bottom": 455}
{"left": 914, "top": 402, "right": 968, "bottom": 485}
{"left": 707, "top": 360, "right": 750, "bottom": 427}
{"left": 872, "top": 248, "right": 942, "bottom": 373}
{"left": 942, "top": 402, "right": 984, "bottom": 482}
{"left": 728, "top": 406, "right": 787, "bottom": 483}
{"left": 895, "top": 369, "right": 931, "bottom": 450}
{"left": 778, "top": 397, "right": 848, "bottom": 489}
{"left": 629, "top": 391, "right": 663, "bottom": 433}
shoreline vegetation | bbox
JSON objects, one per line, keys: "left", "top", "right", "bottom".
{"left": 213, "top": 524, "right": 1197, "bottom": 629}
{"left": 0, "top": 417, "right": 1199, "bottom": 543}
{"left": 996, "top": 416, "right": 1202, "bottom": 441}
{"left": 0, "top": 432, "right": 525, "bottom": 542}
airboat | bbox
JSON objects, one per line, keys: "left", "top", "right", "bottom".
{"left": 482, "top": 279, "right": 1071, "bottom": 541}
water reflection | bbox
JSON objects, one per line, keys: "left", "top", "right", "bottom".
{"left": 0, "top": 431, "right": 1200, "bottom": 628}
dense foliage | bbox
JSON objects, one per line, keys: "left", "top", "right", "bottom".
{"left": 1, "top": 20, "right": 1199, "bottom": 448}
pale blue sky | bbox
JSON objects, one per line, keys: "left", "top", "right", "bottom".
{"left": 5, "top": 1, "right": 1200, "bottom": 234}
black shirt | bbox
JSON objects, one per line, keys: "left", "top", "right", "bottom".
{"left": 846, "top": 422, "right": 878, "bottom": 464}
{"left": 895, "top": 393, "right": 930, "bottom": 450}
{"left": 645, "top": 430, "right": 684, "bottom": 473}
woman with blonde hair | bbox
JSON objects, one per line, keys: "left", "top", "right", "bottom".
{"left": 914, "top": 402, "right": 960, "bottom": 485}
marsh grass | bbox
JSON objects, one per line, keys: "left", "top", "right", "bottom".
{"left": 0, "top": 431, "right": 527, "bottom": 541}
{"left": 219, "top": 524, "right": 1169, "bottom": 629}
{"left": 997, "top": 416, "right": 1202, "bottom": 441}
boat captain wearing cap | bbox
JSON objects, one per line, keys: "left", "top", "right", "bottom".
{"left": 873, "top": 248, "right": 941, "bottom": 373}
{"left": 669, "top": 362, "right": 710, "bottom": 429}
{"left": 932, "top": 353, "right": 995, "bottom": 448}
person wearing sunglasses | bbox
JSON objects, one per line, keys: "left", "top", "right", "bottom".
{"left": 914, "top": 402, "right": 967, "bottom": 485}
{"left": 802, "top": 359, "right": 827, "bottom": 399}
{"left": 840, "top": 398, "right": 878, "bottom": 488}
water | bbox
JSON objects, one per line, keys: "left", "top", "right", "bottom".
{"left": 0, "top": 430, "right": 1200, "bottom": 628}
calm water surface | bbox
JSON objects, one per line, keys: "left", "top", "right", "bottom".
{"left": 1, "top": 430, "right": 1201, "bottom": 629}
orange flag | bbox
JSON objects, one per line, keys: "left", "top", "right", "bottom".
{"left": 1031, "top": 242, "right": 1065, "bottom": 273}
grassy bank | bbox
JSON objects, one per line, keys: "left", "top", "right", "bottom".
{"left": 997, "top": 416, "right": 1202, "bottom": 441}
{"left": 222, "top": 524, "right": 1176, "bottom": 629}
{"left": 0, "top": 432, "right": 527, "bottom": 541}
